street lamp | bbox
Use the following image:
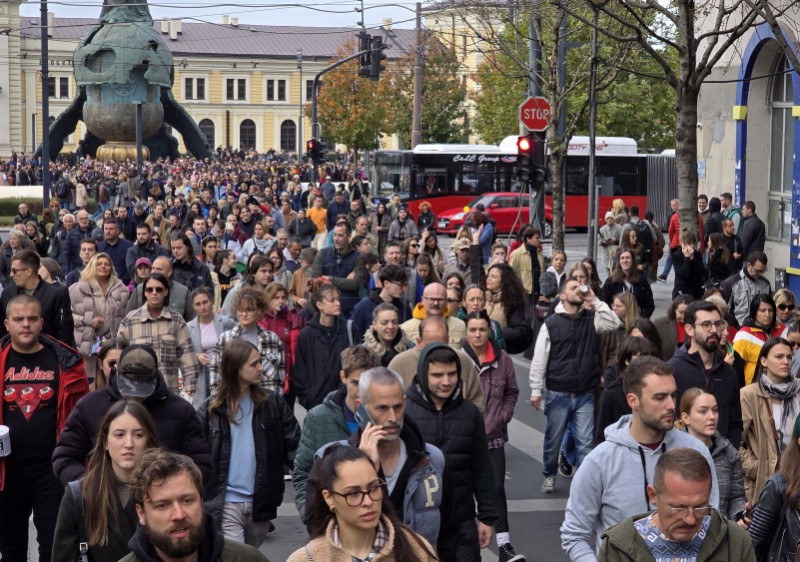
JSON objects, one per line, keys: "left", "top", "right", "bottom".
{"left": 586, "top": 0, "right": 608, "bottom": 261}
{"left": 297, "top": 49, "right": 303, "bottom": 158}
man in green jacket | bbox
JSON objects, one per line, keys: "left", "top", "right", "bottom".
{"left": 292, "top": 346, "right": 380, "bottom": 518}
{"left": 599, "top": 448, "right": 755, "bottom": 562}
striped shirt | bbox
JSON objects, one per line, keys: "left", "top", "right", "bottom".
{"left": 117, "top": 305, "right": 201, "bottom": 393}
{"left": 207, "top": 323, "right": 286, "bottom": 395}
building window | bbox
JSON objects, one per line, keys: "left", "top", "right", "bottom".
{"left": 280, "top": 120, "right": 296, "bottom": 152}
{"left": 767, "top": 55, "right": 793, "bottom": 243}
{"left": 266, "top": 79, "right": 287, "bottom": 102}
{"left": 199, "top": 119, "right": 215, "bottom": 148}
{"left": 240, "top": 119, "right": 256, "bottom": 150}
{"left": 184, "top": 78, "right": 206, "bottom": 100}
{"left": 226, "top": 78, "right": 247, "bottom": 101}
{"left": 48, "top": 76, "right": 69, "bottom": 99}
{"left": 306, "top": 80, "right": 315, "bottom": 102}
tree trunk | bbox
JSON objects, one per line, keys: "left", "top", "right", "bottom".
{"left": 675, "top": 85, "right": 700, "bottom": 240}
{"left": 550, "top": 141, "right": 565, "bottom": 252}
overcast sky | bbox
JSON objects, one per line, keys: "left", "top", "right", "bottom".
{"left": 20, "top": 0, "right": 418, "bottom": 29}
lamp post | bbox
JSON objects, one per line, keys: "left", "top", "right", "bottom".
{"left": 297, "top": 49, "right": 303, "bottom": 158}
{"left": 586, "top": 0, "right": 607, "bottom": 261}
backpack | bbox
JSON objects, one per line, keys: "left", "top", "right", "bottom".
{"left": 56, "top": 179, "right": 69, "bottom": 200}
{"left": 633, "top": 220, "right": 652, "bottom": 257}
{"left": 67, "top": 481, "right": 89, "bottom": 562}
{"left": 98, "top": 184, "right": 109, "bottom": 203}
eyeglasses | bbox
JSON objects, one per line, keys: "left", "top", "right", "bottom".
{"left": 660, "top": 500, "right": 713, "bottom": 519}
{"left": 778, "top": 304, "right": 796, "bottom": 312}
{"left": 424, "top": 296, "right": 445, "bottom": 303}
{"left": 447, "top": 298, "right": 461, "bottom": 304}
{"left": 695, "top": 320, "right": 725, "bottom": 331}
{"left": 328, "top": 481, "right": 387, "bottom": 507}
{"left": 145, "top": 286, "right": 166, "bottom": 294}
{"left": 9, "top": 267, "right": 29, "bottom": 275}
{"left": 409, "top": 244, "right": 419, "bottom": 248}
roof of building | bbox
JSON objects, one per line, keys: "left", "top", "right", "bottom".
{"left": 20, "top": 17, "right": 415, "bottom": 60}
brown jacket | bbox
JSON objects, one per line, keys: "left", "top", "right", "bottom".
{"left": 739, "top": 382, "right": 780, "bottom": 504}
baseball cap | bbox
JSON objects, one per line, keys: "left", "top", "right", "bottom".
{"left": 605, "top": 211, "right": 615, "bottom": 220}
{"left": 456, "top": 237, "right": 471, "bottom": 250}
{"left": 116, "top": 345, "right": 159, "bottom": 398}
{"left": 135, "top": 258, "right": 152, "bottom": 269}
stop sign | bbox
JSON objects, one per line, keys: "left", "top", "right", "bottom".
{"left": 519, "top": 96, "right": 551, "bottom": 132}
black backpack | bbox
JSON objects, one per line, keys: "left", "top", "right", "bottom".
{"left": 633, "top": 220, "right": 652, "bottom": 256}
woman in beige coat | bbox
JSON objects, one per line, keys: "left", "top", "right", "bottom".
{"left": 69, "top": 253, "right": 129, "bottom": 384}
{"left": 739, "top": 337, "right": 800, "bottom": 503}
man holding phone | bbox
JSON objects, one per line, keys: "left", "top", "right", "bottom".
{"left": 304, "top": 366, "right": 457, "bottom": 560}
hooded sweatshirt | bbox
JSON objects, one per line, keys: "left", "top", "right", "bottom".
{"left": 560, "top": 415, "right": 720, "bottom": 562}
{"left": 404, "top": 343, "right": 497, "bottom": 526}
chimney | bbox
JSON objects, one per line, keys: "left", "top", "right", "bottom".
{"left": 173, "top": 19, "right": 182, "bottom": 34}
{"left": 161, "top": 20, "right": 169, "bottom": 34}
{"left": 231, "top": 17, "right": 239, "bottom": 27}
{"left": 222, "top": 15, "right": 229, "bottom": 25}
{"left": 382, "top": 17, "right": 393, "bottom": 30}
{"left": 169, "top": 20, "right": 178, "bottom": 41}
{"left": 47, "top": 12, "right": 54, "bottom": 37}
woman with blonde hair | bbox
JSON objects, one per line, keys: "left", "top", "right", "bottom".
{"left": 70, "top": 252, "right": 129, "bottom": 384}
{"left": 611, "top": 291, "right": 641, "bottom": 344}
{"left": 774, "top": 288, "right": 796, "bottom": 335}
{"left": 25, "top": 220, "right": 48, "bottom": 257}
{"left": 611, "top": 198, "right": 627, "bottom": 225}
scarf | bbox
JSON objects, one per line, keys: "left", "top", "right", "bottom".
{"left": 759, "top": 373, "right": 800, "bottom": 451}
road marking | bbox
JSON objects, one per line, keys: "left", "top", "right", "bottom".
{"left": 508, "top": 417, "right": 544, "bottom": 463}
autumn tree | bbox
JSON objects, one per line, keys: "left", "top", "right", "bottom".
{"left": 386, "top": 34, "right": 467, "bottom": 147}
{"left": 311, "top": 38, "right": 391, "bottom": 156}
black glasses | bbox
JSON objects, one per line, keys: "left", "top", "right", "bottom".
{"left": 778, "top": 304, "right": 796, "bottom": 312}
{"left": 695, "top": 320, "right": 725, "bottom": 331}
{"left": 328, "top": 481, "right": 386, "bottom": 507}
{"left": 409, "top": 244, "right": 419, "bottom": 248}
{"left": 145, "top": 286, "right": 166, "bottom": 294}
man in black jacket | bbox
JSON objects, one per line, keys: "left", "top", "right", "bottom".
{"left": 52, "top": 344, "right": 212, "bottom": 485}
{"left": 405, "top": 343, "right": 497, "bottom": 562}
{"left": 311, "top": 222, "right": 363, "bottom": 317}
{"left": 125, "top": 222, "right": 168, "bottom": 278}
{"left": 0, "top": 250, "right": 75, "bottom": 347}
{"left": 667, "top": 301, "right": 743, "bottom": 446}
{"left": 740, "top": 201, "right": 766, "bottom": 260}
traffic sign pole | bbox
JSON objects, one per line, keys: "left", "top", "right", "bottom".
{"left": 519, "top": 96, "right": 550, "bottom": 240}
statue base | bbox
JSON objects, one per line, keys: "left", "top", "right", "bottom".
{"left": 96, "top": 142, "right": 150, "bottom": 162}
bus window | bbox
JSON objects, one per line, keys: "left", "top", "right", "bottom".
{"left": 415, "top": 170, "right": 447, "bottom": 196}
{"left": 371, "top": 151, "right": 411, "bottom": 199}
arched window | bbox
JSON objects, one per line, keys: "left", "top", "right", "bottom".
{"left": 767, "top": 55, "right": 793, "bottom": 243}
{"left": 198, "top": 119, "right": 215, "bottom": 148}
{"left": 280, "top": 120, "right": 296, "bottom": 152}
{"left": 240, "top": 119, "right": 256, "bottom": 150}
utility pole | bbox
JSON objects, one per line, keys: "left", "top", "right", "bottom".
{"left": 528, "top": 13, "right": 546, "bottom": 239}
{"left": 411, "top": 2, "right": 422, "bottom": 148}
{"left": 297, "top": 49, "right": 303, "bottom": 158}
{"left": 586, "top": 0, "right": 607, "bottom": 260}
{"left": 40, "top": 2, "right": 50, "bottom": 205}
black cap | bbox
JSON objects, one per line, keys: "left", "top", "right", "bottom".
{"left": 115, "top": 345, "right": 159, "bottom": 398}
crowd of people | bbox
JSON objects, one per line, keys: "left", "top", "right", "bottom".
{"left": 0, "top": 148, "right": 795, "bottom": 562}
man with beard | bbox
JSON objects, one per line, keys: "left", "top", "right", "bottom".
{"left": 123, "top": 450, "right": 267, "bottom": 562}
{"left": 560, "top": 356, "right": 719, "bottom": 562}
{"left": 529, "top": 279, "right": 620, "bottom": 495}
{"left": 126, "top": 223, "right": 168, "bottom": 279}
{"left": 667, "top": 301, "right": 742, "bottom": 445}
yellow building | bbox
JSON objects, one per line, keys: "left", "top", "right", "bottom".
{"left": 1, "top": 3, "right": 413, "bottom": 159}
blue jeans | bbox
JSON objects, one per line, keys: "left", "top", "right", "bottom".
{"left": 660, "top": 251, "right": 672, "bottom": 277}
{"left": 542, "top": 390, "right": 595, "bottom": 477}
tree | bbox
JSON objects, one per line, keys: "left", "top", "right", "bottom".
{"left": 556, "top": 0, "right": 796, "bottom": 237}
{"left": 387, "top": 35, "right": 467, "bottom": 147}
{"left": 311, "top": 38, "right": 391, "bottom": 155}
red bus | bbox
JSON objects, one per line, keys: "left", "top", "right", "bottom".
{"left": 369, "top": 136, "right": 673, "bottom": 230}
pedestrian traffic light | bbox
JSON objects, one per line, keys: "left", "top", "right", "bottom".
{"left": 306, "top": 139, "right": 319, "bottom": 160}
{"left": 370, "top": 36, "right": 387, "bottom": 80}
{"left": 318, "top": 139, "right": 330, "bottom": 161}
{"left": 358, "top": 31, "right": 372, "bottom": 79}
{"left": 517, "top": 134, "right": 535, "bottom": 183}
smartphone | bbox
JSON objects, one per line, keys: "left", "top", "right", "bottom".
{"left": 354, "top": 404, "right": 375, "bottom": 432}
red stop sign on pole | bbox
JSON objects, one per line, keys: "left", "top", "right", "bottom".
{"left": 519, "top": 96, "right": 551, "bottom": 132}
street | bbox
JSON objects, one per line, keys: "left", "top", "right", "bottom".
{"left": 23, "top": 232, "right": 679, "bottom": 562}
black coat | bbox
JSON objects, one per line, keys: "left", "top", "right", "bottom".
{"left": 671, "top": 246, "right": 707, "bottom": 299}
{"left": 0, "top": 277, "right": 75, "bottom": 347}
{"left": 599, "top": 277, "right": 655, "bottom": 318}
{"left": 51, "top": 372, "right": 212, "bottom": 485}
{"left": 595, "top": 377, "right": 630, "bottom": 445}
{"left": 171, "top": 256, "right": 213, "bottom": 291}
{"left": 292, "top": 315, "right": 353, "bottom": 410}
{"left": 740, "top": 213, "right": 766, "bottom": 259}
{"left": 199, "top": 392, "right": 300, "bottom": 524}
{"left": 667, "top": 345, "right": 743, "bottom": 447}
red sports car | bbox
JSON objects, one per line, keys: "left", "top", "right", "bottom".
{"left": 436, "top": 193, "right": 553, "bottom": 237}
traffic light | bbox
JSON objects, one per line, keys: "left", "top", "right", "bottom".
{"left": 358, "top": 31, "right": 372, "bottom": 78}
{"left": 306, "top": 139, "right": 319, "bottom": 160}
{"left": 370, "top": 36, "right": 387, "bottom": 80}
{"left": 516, "top": 134, "right": 535, "bottom": 183}
{"left": 318, "top": 139, "right": 330, "bottom": 161}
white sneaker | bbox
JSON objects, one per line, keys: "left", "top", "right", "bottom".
{"left": 541, "top": 475, "right": 555, "bottom": 494}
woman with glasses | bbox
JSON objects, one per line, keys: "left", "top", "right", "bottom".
{"left": 200, "top": 339, "right": 300, "bottom": 549}
{"left": 774, "top": 288, "right": 796, "bottom": 335}
{"left": 402, "top": 236, "right": 421, "bottom": 269}
{"left": 289, "top": 445, "right": 438, "bottom": 562}
{"left": 677, "top": 388, "right": 748, "bottom": 520}
{"left": 733, "top": 294, "right": 782, "bottom": 385}
{"left": 70, "top": 253, "right": 130, "bottom": 385}
{"left": 748, "top": 410, "right": 800, "bottom": 560}
{"left": 740, "top": 338, "right": 799, "bottom": 504}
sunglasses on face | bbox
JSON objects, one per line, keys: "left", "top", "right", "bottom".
{"left": 778, "top": 304, "right": 795, "bottom": 312}
{"left": 145, "top": 286, "right": 166, "bottom": 294}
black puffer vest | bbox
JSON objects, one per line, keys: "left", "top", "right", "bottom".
{"left": 544, "top": 309, "right": 600, "bottom": 393}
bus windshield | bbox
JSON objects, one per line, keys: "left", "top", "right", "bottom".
{"left": 372, "top": 151, "right": 411, "bottom": 199}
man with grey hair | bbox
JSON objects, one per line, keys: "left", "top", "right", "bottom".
{"left": 304, "top": 366, "right": 457, "bottom": 559}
